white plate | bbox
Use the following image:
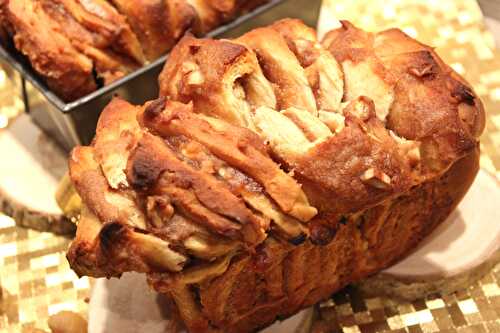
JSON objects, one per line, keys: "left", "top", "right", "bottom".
{"left": 88, "top": 273, "right": 313, "bottom": 333}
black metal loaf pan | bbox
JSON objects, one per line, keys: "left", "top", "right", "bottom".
{"left": 0, "top": 0, "right": 322, "bottom": 151}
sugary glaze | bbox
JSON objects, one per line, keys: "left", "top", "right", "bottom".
{"left": 67, "top": 19, "right": 484, "bottom": 332}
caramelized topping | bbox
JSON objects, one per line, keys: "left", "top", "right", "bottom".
{"left": 360, "top": 168, "right": 392, "bottom": 190}
{"left": 68, "top": 19, "right": 484, "bottom": 294}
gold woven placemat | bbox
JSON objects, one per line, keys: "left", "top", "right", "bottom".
{"left": 0, "top": 0, "right": 499, "bottom": 331}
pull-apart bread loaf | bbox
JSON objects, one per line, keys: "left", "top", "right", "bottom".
{"left": 0, "top": 0, "right": 267, "bottom": 101}
{"left": 67, "top": 19, "right": 485, "bottom": 332}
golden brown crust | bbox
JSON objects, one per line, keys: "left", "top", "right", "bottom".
{"left": 41, "top": 0, "right": 145, "bottom": 65}
{"left": 295, "top": 98, "right": 414, "bottom": 214}
{"left": 158, "top": 35, "right": 263, "bottom": 127}
{"left": 186, "top": 0, "right": 268, "bottom": 35}
{"left": 0, "top": 0, "right": 144, "bottom": 100}
{"left": 0, "top": 0, "right": 97, "bottom": 101}
{"left": 127, "top": 132, "right": 254, "bottom": 241}
{"left": 74, "top": 0, "right": 145, "bottom": 64}
{"left": 140, "top": 99, "right": 316, "bottom": 222}
{"left": 158, "top": 147, "right": 477, "bottom": 332}
{"left": 108, "top": 0, "right": 196, "bottom": 61}
{"left": 68, "top": 19, "right": 485, "bottom": 333}
{"left": 159, "top": 17, "right": 483, "bottom": 207}
{"left": 67, "top": 95, "right": 316, "bottom": 280}
{"left": 1, "top": 0, "right": 271, "bottom": 100}
{"left": 322, "top": 20, "right": 485, "bottom": 175}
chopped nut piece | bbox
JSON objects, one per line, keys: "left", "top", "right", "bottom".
{"left": 343, "top": 96, "right": 374, "bottom": 121}
{"left": 360, "top": 168, "right": 392, "bottom": 190}
{"left": 181, "top": 61, "right": 205, "bottom": 89}
{"left": 294, "top": 38, "right": 312, "bottom": 54}
{"left": 48, "top": 311, "right": 87, "bottom": 333}
{"left": 388, "top": 130, "right": 403, "bottom": 144}
{"left": 389, "top": 130, "right": 421, "bottom": 167}
{"left": 341, "top": 60, "right": 394, "bottom": 121}
{"left": 146, "top": 196, "right": 174, "bottom": 228}
{"left": 200, "top": 160, "right": 215, "bottom": 174}
{"left": 292, "top": 38, "right": 319, "bottom": 66}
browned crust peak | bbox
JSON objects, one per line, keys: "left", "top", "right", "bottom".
{"left": 67, "top": 19, "right": 485, "bottom": 333}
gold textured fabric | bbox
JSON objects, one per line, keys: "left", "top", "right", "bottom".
{"left": 0, "top": 0, "right": 499, "bottom": 331}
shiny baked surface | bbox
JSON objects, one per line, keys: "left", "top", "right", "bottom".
{"left": 1, "top": 0, "right": 500, "bottom": 331}
{"left": 67, "top": 17, "right": 482, "bottom": 275}
{"left": 65, "top": 16, "right": 485, "bottom": 332}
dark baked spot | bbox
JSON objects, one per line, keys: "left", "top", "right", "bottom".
{"left": 189, "top": 44, "right": 201, "bottom": 55}
{"left": 407, "top": 51, "right": 438, "bottom": 78}
{"left": 99, "top": 222, "right": 126, "bottom": 254}
{"left": 220, "top": 43, "right": 248, "bottom": 66}
{"left": 144, "top": 97, "right": 167, "bottom": 120}
{"left": 128, "top": 142, "right": 166, "bottom": 191}
{"left": 252, "top": 244, "right": 271, "bottom": 272}
{"left": 450, "top": 81, "right": 475, "bottom": 105}
{"left": 288, "top": 232, "right": 307, "bottom": 246}
{"left": 339, "top": 216, "right": 348, "bottom": 225}
{"left": 310, "top": 222, "right": 337, "bottom": 246}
